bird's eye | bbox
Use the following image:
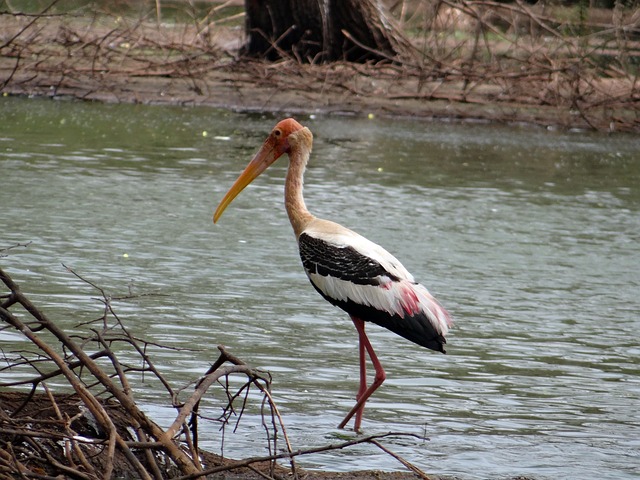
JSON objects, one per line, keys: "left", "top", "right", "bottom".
{"left": 274, "top": 129, "right": 282, "bottom": 137}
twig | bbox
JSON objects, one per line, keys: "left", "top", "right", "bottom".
{"left": 0, "top": 0, "right": 61, "bottom": 49}
{"left": 370, "top": 438, "right": 431, "bottom": 479}
{"left": 166, "top": 364, "right": 258, "bottom": 439}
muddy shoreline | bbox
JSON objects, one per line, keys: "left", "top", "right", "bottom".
{"left": 2, "top": 57, "right": 628, "bottom": 132}
{"left": 1, "top": 14, "right": 637, "bottom": 133}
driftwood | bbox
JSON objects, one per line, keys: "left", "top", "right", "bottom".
{"left": 0, "top": 244, "right": 437, "bottom": 479}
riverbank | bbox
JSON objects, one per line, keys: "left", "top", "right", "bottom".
{"left": 1, "top": 9, "right": 638, "bottom": 132}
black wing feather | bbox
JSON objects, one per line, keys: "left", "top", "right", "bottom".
{"left": 298, "top": 232, "right": 399, "bottom": 286}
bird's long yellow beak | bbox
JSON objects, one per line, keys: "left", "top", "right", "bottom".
{"left": 213, "top": 137, "right": 286, "bottom": 223}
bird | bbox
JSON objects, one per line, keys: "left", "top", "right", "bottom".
{"left": 213, "top": 118, "right": 452, "bottom": 432}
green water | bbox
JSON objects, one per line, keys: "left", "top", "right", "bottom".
{"left": 1, "top": 97, "right": 639, "bottom": 479}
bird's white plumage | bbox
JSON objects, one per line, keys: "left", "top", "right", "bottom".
{"left": 307, "top": 272, "right": 450, "bottom": 336}
{"left": 301, "top": 220, "right": 451, "bottom": 337}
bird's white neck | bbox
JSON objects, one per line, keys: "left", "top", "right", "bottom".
{"left": 285, "top": 128, "right": 315, "bottom": 238}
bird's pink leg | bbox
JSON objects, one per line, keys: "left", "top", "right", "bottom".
{"left": 338, "top": 317, "right": 386, "bottom": 432}
{"left": 354, "top": 322, "right": 368, "bottom": 429}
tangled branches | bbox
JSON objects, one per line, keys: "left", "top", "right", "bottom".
{"left": 0, "top": 250, "right": 435, "bottom": 480}
{"left": 0, "top": 261, "right": 277, "bottom": 478}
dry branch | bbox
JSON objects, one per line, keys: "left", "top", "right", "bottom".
{"left": 0, "top": 262, "right": 279, "bottom": 478}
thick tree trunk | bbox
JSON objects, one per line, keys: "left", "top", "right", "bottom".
{"left": 242, "top": 0, "right": 412, "bottom": 63}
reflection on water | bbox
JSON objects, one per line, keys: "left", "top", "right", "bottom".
{"left": 1, "top": 97, "right": 639, "bottom": 480}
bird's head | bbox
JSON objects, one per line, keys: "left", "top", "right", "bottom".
{"left": 213, "top": 118, "right": 307, "bottom": 223}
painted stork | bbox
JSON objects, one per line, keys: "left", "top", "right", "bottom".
{"left": 213, "top": 118, "right": 452, "bottom": 432}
